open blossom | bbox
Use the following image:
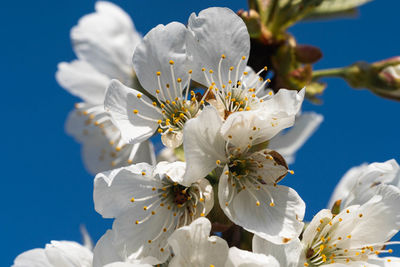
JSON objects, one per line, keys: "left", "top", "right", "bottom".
{"left": 184, "top": 106, "right": 305, "bottom": 244}
{"left": 253, "top": 184, "right": 400, "bottom": 266}
{"left": 93, "top": 161, "right": 213, "bottom": 264}
{"left": 328, "top": 159, "right": 400, "bottom": 209}
{"left": 12, "top": 240, "right": 92, "bottom": 267}
{"left": 56, "top": 1, "right": 154, "bottom": 173}
{"left": 104, "top": 21, "right": 202, "bottom": 148}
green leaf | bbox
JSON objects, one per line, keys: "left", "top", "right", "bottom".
{"left": 304, "top": 0, "right": 372, "bottom": 20}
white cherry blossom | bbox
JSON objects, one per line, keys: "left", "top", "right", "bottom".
{"left": 104, "top": 21, "right": 202, "bottom": 148}
{"left": 93, "top": 161, "right": 213, "bottom": 264}
{"left": 254, "top": 184, "right": 400, "bottom": 266}
{"left": 56, "top": 1, "right": 154, "bottom": 173}
{"left": 184, "top": 106, "right": 305, "bottom": 244}
{"left": 328, "top": 159, "right": 400, "bottom": 210}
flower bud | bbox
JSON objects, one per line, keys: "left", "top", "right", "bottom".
{"left": 344, "top": 57, "right": 400, "bottom": 101}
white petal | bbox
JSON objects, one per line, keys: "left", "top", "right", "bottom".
{"left": 12, "top": 249, "right": 52, "bottom": 267}
{"left": 112, "top": 205, "right": 173, "bottom": 264}
{"left": 301, "top": 209, "right": 332, "bottom": 246}
{"left": 328, "top": 159, "right": 400, "bottom": 209}
{"left": 104, "top": 80, "right": 161, "bottom": 144}
{"left": 71, "top": 1, "right": 141, "bottom": 85}
{"left": 219, "top": 175, "right": 305, "bottom": 244}
{"left": 168, "top": 217, "right": 229, "bottom": 267}
{"left": 183, "top": 106, "right": 227, "bottom": 186}
{"left": 45, "top": 241, "right": 92, "bottom": 267}
{"left": 154, "top": 161, "right": 186, "bottom": 184}
{"left": 94, "top": 163, "right": 157, "bottom": 218}
{"left": 132, "top": 22, "right": 189, "bottom": 100}
{"left": 269, "top": 112, "right": 323, "bottom": 164}
{"left": 225, "top": 246, "right": 280, "bottom": 267}
{"left": 221, "top": 89, "right": 305, "bottom": 149}
{"left": 93, "top": 230, "right": 124, "bottom": 267}
{"left": 331, "top": 185, "right": 400, "bottom": 248}
{"left": 56, "top": 60, "right": 109, "bottom": 104}
{"left": 252, "top": 236, "right": 303, "bottom": 267}
{"left": 186, "top": 7, "right": 250, "bottom": 87}
{"left": 161, "top": 130, "right": 183, "bottom": 149}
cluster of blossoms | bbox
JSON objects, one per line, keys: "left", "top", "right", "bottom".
{"left": 13, "top": 2, "right": 400, "bottom": 267}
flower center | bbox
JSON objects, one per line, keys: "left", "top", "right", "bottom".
{"left": 200, "top": 55, "right": 272, "bottom": 118}
{"left": 132, "top": 61, "right": 203, "bottom": 135}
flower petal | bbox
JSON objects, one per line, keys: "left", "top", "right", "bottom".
{"left": 269, "top": 112, "right": 323, "bottom": 164}
{"left": 327, "top": 159, "right": 400, "bottom": 209}
{"left": 104, "top": 79, "right": 161, "bottom": 144}
{"left": 45, "top": 241, "right": 92, "bottom": 267}
{"left": 133, "top": 22, "right": 189, "bottom": 100}
{"left": 221, "top": 89, "right": 305, "bottom": 148}
{"left": 183, "top": 106, "right": 227, "bottom": 186}
{"left": 93, "top": 230, "right": 127, "bottom": 267}
{"left": 56, "top": 60, "right": 109, "bottom": 104}
{"left": 225, "top": 246, "right": 280, "bottom": 267}
{"left": 94, "top": 163, "right": 158, "bottom": 218}
{"left": 12, "top": 249, "right": 52, "bottom": 267}
{"left": 71, "top": 1, "right": 141, "bottom": 85}
{"left": 219, "top": 174, "right": 305, "bottom": 244}
{"left": 167, "top": 217, "right": 229, "bottom": 267}
{"left": 186, "top": 7, "right": 250, "bottom": 87}
{"left": 252, "top": 236, "right": 304, "bottom": 267}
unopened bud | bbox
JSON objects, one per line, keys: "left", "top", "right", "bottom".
{"left": 295, "top": 45, "right": 323, "bottom": 64}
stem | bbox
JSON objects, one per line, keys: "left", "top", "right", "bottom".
{"left": 312, "top": 67, "right": 349, "bottom": 81}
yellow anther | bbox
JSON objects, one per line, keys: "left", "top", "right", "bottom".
{"left": 152, "top": 102, "right": 157, "bottom": 107}
{"left": 304, "top": 263, "right": 309, "bottom": 266}
{"left": 346, "top": 209, "right": 350, "bottom": 213}
{"left": 188, "top": 69, "right": 192, "bottom": 74}
{"left": 158, "top": 129, "right": 163, "bottom": 133}
{"left": 177, "top": 78, "right": 182, "bottom": 83}
{"left": 115, "top": 146, "right": 121, "bottom": 152}
{"left": 157, "top": 120, "right": 162, "bottom": 124}
{"left": 156, "top": 89, "right": 160, "bottom": 94}
{"left": 169, "top": 60, "right": 174, "bottom": 65}
{"left": 148, "top": 240, "right": 152, "bottom": 243}
{"left": 243, "top": 71, "right": 248, "bottom": 75}
{"left": 347, "top": 235, "right": 351, "bottom": 239}
{"left": 152, "top": 187, "right": 156, "bottom": 191}
{"left": 201, "top": 68, "right": 205, "bottom": 72}
{"left": 241, "top": 56, "right": 246, "bottom": 60}
{"left": 200, "top": 213, "right": 205, "bottom": 217}
{"left": 160, "top": 248, "right": 164, "bottom": 252}
{"left": 245, "top": 107, "right": 251, "bottom": 111}
{"left": 156, "top": 71, "right": 161, "bottom": 76}
{"left": 209, "top": 69, "right": 213, "bottom": 74}
{"left": 143, "top": 206, "right": 148, "bottom": 210}
{"left": 151, "top": 211, "right": 156, "bottom": 215}
{"left": 268, "top": 91, "right": 273, "bottom": 96}
{"left": 359, "top": 213, "right": 363, "bottom": 218}
{"left": 135, "top": 220, "right": 139, "bottom": 224}
{"left": 130, "top": 197, "right": 135, "bottom": 202}
{"left": 389, "top": 249, "right": 393, "bottom": 253}
{"left": 269, "top": 202, "right": 275, "bottom": 207}
{"left": 256, "top": 201, "right": 260, "bottom": 206}
{"left": 264, "top": 66, "right": 268, "bottom": 71}
{"left": 221, "top": 54, "right": 226, "bottom": 59}
{"left": 216, "top": 160, "right": 221, "bottom": 165}
{"left": 141, "top": 172, "right": 146, "bottom": 176}
{"left": 137, "top": 93, "right": 142, "bottom": 98}
{"left": 289, "top": 170, "right": 294, "bottom": 175}
{"left": 133, "top": 109, "right": 138, "bottom": 114}
{"left": 229, "top": 66, "right": 234, "bottom": 71}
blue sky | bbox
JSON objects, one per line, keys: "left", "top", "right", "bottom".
{"left": 2, "top": 0, "right": 400, "bottom": 265}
